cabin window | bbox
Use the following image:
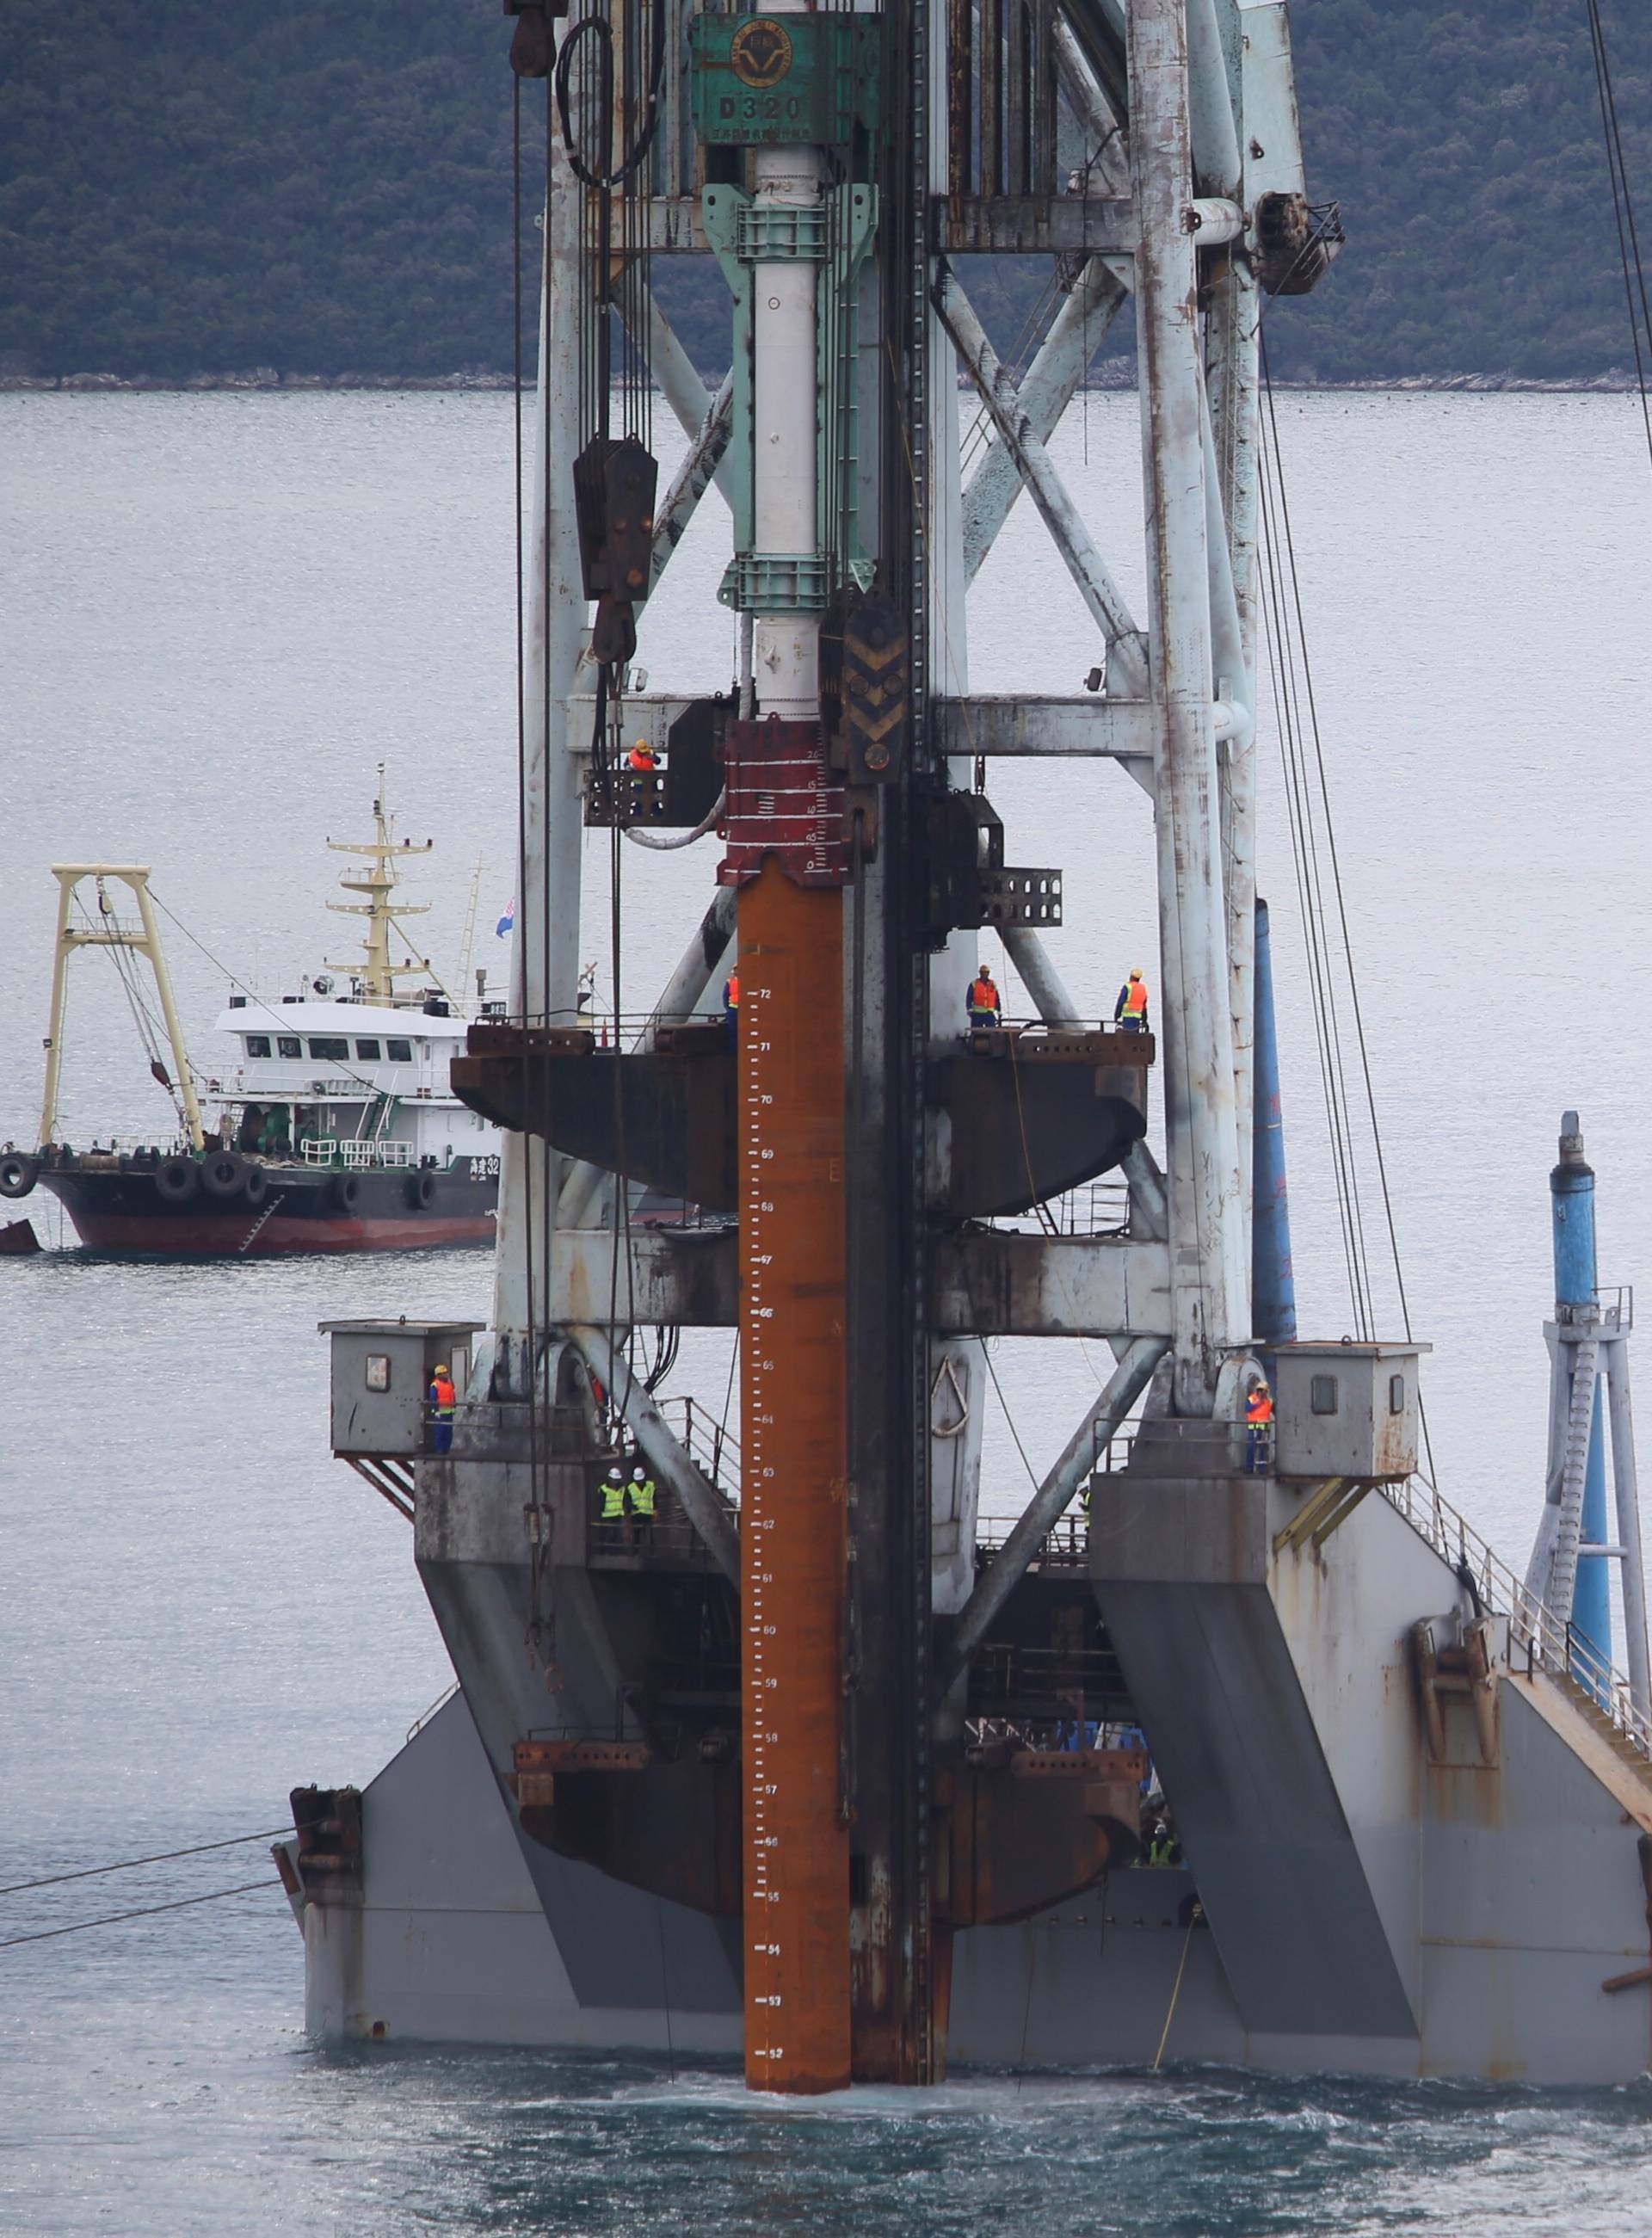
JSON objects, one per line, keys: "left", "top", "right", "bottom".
{"left": 278, "top": 1036, "right": 302, "bottom": 1059}
{"left": 309, "top": 1036, "right": 349, "bottom": 1061}
{"left": 1310, "top": 1374, "right": 1339, "bottom": 1415}
{"left": 245, "top": 1034, "right": 272, "bottom": 1058}
{"left": 354, "top": 1039, "right": 382, "bottom": 1061}
{"left": 386, "top": 1038, "right": 413, "bottom": 1063}
{"left": 1389, "top": 1373, "right": 1406, "bottom": 1415}
{"left": 365, "top": 1354, "right": 391, "bottom": 1393}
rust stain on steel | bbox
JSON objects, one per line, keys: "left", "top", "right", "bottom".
{"left": 739, "top": 865, "right": 852, "bottom": 2094}
{"left": 938, "top": 1755, "right": 1139, "bottom": 1927}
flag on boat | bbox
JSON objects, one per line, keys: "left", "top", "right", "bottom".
{"left": 496, "top": 898, "right": 515, "bottom": 938}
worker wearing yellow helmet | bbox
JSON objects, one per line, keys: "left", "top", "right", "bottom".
{"left": 1115, "top": 969, "right": 1150, "bottom": 1032}
{"left": 428, "top": 1361, "right": 457, "bottom": 1455}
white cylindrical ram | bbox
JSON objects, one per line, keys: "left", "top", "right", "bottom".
{"left": 750, "top": 144, "right": 823, "bottom": 719}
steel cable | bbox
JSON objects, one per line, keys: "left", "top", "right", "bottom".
{"left": 1255, "top": 337, "right": 1436, "bottom": 1481}
{"left": 0, "top": 1829, "right": 291, "bottom": 1898}
{"left": 512, "top": 71, "right": 552, "bottom": 1674}
{"left": 1585, "top": 0, "right": 1652, "bottom": 475}
{"left": 0, "top": 1882, "right": 274, "bottom": 1953}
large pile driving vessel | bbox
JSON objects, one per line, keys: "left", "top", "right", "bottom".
{"left": 275, "top": 0, "right": 1652, "bottom": 2089}
{"left": 0, "top": 788, "right": 501, "bottom": 1254}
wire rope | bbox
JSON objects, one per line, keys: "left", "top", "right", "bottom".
{"left": 0, "top": 1828, "right": 291, "bottom": 1899}
{"left": 145, "top": 891, "right": 392, "bottom": 1104}
{"left": 512, "top": 70, "right": 552, "bottom": 1674}
{"left": 68, "top": 891, "right": 190, "bottom": 1139}
{"left": 1254, "top": 338, "right": 1436, "bottom": 1480}
{"left": 1254, "top": 450, "right": 1370, "bottom": 1336}
{"left": 982, "top": 1337, "right": 1040, "bottom": 1495}
{"left": 0, "top": 1882, "right": 273, "bottom": 1953}
{"left": 1585, "top": 0, "right": 1652, "bottom": 475}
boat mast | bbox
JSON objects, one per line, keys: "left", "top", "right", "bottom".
{"left": 454, "top": 854, "right": 488, "bottom": 1011}
{"left": 324, "top": 766, "right": 435, "bottom": 1003}
{"left": 38, "top": 866, "right": 206, "bottom": 1153}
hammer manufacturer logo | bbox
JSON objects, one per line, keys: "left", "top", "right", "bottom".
{"left": 730, "top": 17, "right": 793, "bottom": 89}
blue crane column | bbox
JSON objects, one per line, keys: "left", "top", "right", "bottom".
{"left": 1553, "top": 1113, "right": 1612, "bottom": 1667}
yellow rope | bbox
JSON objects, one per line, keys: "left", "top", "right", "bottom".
{"left": 1152, "top": 1902, "right": 1201, "bottom": 2072}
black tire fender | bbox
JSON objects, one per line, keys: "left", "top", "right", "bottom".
{"left": 0, "top": 1153, "right": 39, "bottom": 1200}
{"left": 406, "top": 1170, "right": 437, "bottom": 1211}
{"left": 155, "top": 1156, "right": 200, "bottom": 1204}
{"left": 200, "top": 1150, "right": 248, "bottom": 1199}
{"left": 242, "top": 1163, "right": 268, "bottom": 1207}
{"left": 330, "top": 1173, "right": 361, "bottom": 1213}
{"left": 0, "top": 1155, "right": 37, "bottom": 1208}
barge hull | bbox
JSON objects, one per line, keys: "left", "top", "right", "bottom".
{"left": 36, "top": 1172, "right": 496, "bottom": 1256}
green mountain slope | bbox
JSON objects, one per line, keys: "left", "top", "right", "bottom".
{"left": 0, "top": 0, "right": 1645, "bottom": 383}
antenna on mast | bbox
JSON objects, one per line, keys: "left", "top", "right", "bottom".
{"left": 324, "top": 763, "right": 434, "bottom": 1004}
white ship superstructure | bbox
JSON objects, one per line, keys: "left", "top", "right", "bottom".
{"left": 3, "top": 786, "right": 502, "bottom": 1254}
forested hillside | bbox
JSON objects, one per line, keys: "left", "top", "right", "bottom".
{"left": 0, "top": 0, "right": 1646, "bottom": 384}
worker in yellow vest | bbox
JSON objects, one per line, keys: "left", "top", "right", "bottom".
{"left": 1115, "top": 970, "right": 1150, "bottom": 1031}
{"left": 628, "top": 1461, "right": 657, "bottom": 1549}
{"left": 601, "top": 1464, "right": 628, "bottom": 1532}
{"left": 967, "top": 964, "right": 1002, "bottom": 1029}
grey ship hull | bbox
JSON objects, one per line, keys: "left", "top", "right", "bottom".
{"left": 291, "top": 1474, "right": 1652, "bottom": 2083}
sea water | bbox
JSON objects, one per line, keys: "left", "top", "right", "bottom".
{"left": 3, "top": 391, "right": 1651, "bottom": 2234}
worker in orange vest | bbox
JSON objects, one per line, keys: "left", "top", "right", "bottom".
{"left": 1245, "top": 1378, "right": 1274, "bottom": 1474}
{"left": 723, "top": 968, "right": 740, "bottom": 1045}
{"left": 428, "top": 1362, "right": 458, "bottom": 1456}
{"left": 626, "top": 739, "right": 658, "bottom": 823}
{"left": 1115, "top": 969, "right": 1150, "bottom": 1031}
{"left": 967, "top": 964, "right": 1002, "bottom": 1029}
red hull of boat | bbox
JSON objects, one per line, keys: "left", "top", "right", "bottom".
{"left": 59, "top": 1208, "right": 496, "bottom": 1255}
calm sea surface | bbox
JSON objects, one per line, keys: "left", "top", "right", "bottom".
{"left": 3, "top": 391, "right": 1652, "bottom": 2233}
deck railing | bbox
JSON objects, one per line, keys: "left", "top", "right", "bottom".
{"left": 977, "top": 1452, "right": 1651, "bottom": 1766}
{"left": 300, "top": 1136, "right": 422, "bottom": 1168}
{"left": 656, "top": 1394, "right": 741, "bottom": 1501}
{"left": 1382, "top": 1474, "right": 1652, "bottom": 1763}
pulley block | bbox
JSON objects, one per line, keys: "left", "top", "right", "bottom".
{"left": 574, "top": 434, "right": 659, "bottom": 669}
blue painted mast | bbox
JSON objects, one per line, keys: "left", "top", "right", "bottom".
{"left": 1551, "top": 1112, "right": 1612, "bottom": 1666}
{"left": 1251, "top": 897, "right": 1297, "bottom": 1348}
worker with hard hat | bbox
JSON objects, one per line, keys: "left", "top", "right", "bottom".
{"left": 1115, "top": 969, "right": 1150, "bottom": 1031}
{"left": 625, "top": 738, "right": 659, "bottom": 825}
{"left": 628, "top": 1459, "right": 657, "bottom": 1547}
{"left": 428, "top": 1362, "right": 457, "bottom": 1456}
{"left": 967, "top": 963, "right": 1002, "bottom": 1030}
{"left": 601, "top": 1462, "right": 628, "bottom": 1536}
{"left": 1245, "top": 1377, "right": 1274, "bottom": 1474}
